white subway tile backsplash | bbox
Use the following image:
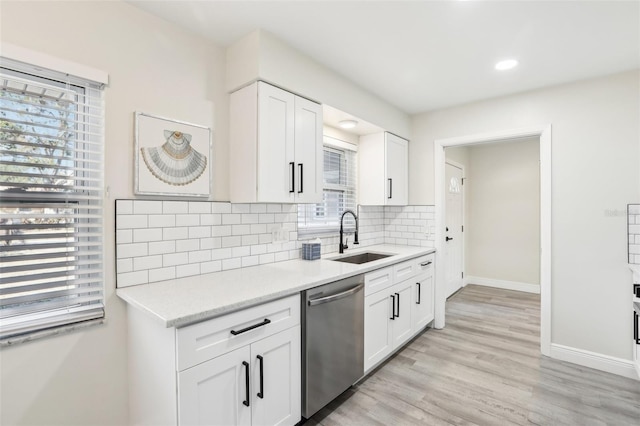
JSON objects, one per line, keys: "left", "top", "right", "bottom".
{"left": 222, "top": 214, "right": 241, "bottom": 225}
{"left": 117, "top": 243, "right": 148, "bottom": 259}
{"left": 189, "top": 202, "right": 210, "bottom": 214}
{"left": 134, "top": 255, "right": 163, "bottom": 271}
{"left": 115, "top": 200, "right": 435, "bottom": 287}
{"left": 201, "top": 260, "right": 222, "bottom": 274}
{"left": 221, "top": 236, "right": 242, "bottom": 248}
{"left": 222, "top": 257, "right": 241, "bottom": 271}
{"left": 117, "top": 215, "right": 148, "bottom": 229}
{"left": 133, "top": 228, "right": 163, "bottom": 243}
{"left": 163, "top": 227, "right": 188, "bottom": 241}
{"left": 211, "top": 248, "right": 232, "bottom": 261}
{"left": 148, "top": 241, "right": 176, "bottom": 255}
{"left": 189, "top": 226, "right": 211, "bottom": 239}
{"left": 211, "top": 202, "right": 232, "bottom": 214}
{"left": 176, "top": 214, "right": 200, "bottom": 227}
{"left": 149, "top": 267, "right": 176, "bottom": 283}
{"left": 117, "top": 270, "right": 148, "bottom": 287}
{"left": 163, "top": 201, "right": 188, "bottom": 214}
{"left": 116, "top": 230, "right": 133, "bottom": 244}
{"left": 176, "top": 239, "right": 199, "bottom": 253}
{"left": 176, "top": 263, "right": 200, "bottom": 278}
{"left": 163, "top": 252, "right": 188, "bottom": 267}
{"left": 134, "top": 200, "right": 162, "bottom": 214}
{"left": 630, "top": 205, "right": 640, "bottom": 265}
{"left": 149, "top": 214, "right": 176, "bottom": 228}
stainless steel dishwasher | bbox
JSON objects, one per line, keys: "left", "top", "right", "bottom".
{"left": 301, "top": 274, "right": 364, "bottom": 419}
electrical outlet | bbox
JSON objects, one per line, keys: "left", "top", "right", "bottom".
{"left": 271, "top": 226, "right": 288, "bottom": 243}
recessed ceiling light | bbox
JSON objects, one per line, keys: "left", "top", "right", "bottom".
{"left": 495, "top": 59, "right": 519, "bottom": 71}
{"left": 339, "top": 119, "right": 358, "bottom": 129}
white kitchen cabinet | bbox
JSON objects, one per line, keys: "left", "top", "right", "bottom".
{"left": 363, "top": 253, "right": 436, "bottom": 373}
{"left": 358, "top": 132, "right": 408, "bottom": 206}
{"left": 178, "top": 327, "right": 300, "bottom": 426}
{"left": 126, "top": 294, "right": 301, "bottom": 426}
{"left": 364, "top": 286, "right": 394, "bottom": 370}
{"left": 230, "top": 81, "right": 322, "bottom": 203}
{"left": 412, "top": 255, "right": 435, "bottom": 331}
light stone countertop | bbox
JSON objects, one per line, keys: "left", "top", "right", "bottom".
{"left": 630, "top": 264, "right": 640, "bottom": 283}
{"left": 116, "top": 244, "right": 435, "bottom": 328}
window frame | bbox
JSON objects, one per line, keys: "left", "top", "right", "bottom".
{"left": 0, "top": 58, "right": 106, "bottom": 345}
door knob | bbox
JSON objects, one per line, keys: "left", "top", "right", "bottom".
{"left": 446, "top": 236, "right": 453, "bottom": 241}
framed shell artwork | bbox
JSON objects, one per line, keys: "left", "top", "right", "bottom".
{"left": 134, "top": 112, "right": 212, "bottom": 197}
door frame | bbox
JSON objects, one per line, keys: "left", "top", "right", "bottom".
{"left": 444, "top": 160, "right": 465, "bottom": 298}
{"left": 434, "top": 125, "right": 552, "bottom": 356}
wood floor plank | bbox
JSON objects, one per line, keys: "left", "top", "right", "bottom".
{"left": 305, "top": 284, "right": 640, "bottom": 425}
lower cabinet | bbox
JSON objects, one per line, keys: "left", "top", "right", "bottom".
{"left": 364, "top": 253, "right": 435, "bottom": 373}
{"left": 126, "top": 294, "right": 301, "bottom": 426}
{"left": 178, "top": 327, "right": 300, "bottom": 426}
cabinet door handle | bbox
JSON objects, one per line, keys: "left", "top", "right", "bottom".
{"left": 388, "top": 178, "right": 393, "bottom": 199}
{"left": 389, "top": 294, "right": 395, "bottom": 320}
{"left": 416, "top": 282, "right": 421, "bottom": 305}
{"left": 230, "top": 318, "right": 271, "bottom": 335}
{"left": 242, "top": 361, "right": 250, "bottom": 407}
{"left": 289, "top": 162, "right": 295, "bottom": 193}
{"left": 635, "top": 311, "right": 640, "bottom": 344}
{"left": 395, "top": 292, "right": 400, "bottom": 317}
{"left": 257, "top": 355, "right": 264, "bottom": 399}
{"left": 298, "top": 163, "right": 303, "bottom": 194}
{"left": 420, "top": 261, "right": 433, "bottom": 267}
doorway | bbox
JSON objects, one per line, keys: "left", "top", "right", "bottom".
{"left": 434, "top": 125, "right": 552, "bottom": 356}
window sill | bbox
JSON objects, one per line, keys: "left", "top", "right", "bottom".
{"left": 0, "top": 318, "right": 105, "bottom": 347}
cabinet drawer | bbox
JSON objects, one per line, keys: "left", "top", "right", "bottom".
{"left": 394, "top": 259, "right": 417, "bottom": 282}
{"left": 365, "top": 266, "right": 394, "bottom": 296}
{"left": 415, "top": 254, "right": 435, "bottom": 274}
{"left": 176, "top": 294, "right": 300, "bottom": 371}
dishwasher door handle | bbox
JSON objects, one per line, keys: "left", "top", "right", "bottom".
{"left": 308, "top": 284, "right": 363, "bottom": 306}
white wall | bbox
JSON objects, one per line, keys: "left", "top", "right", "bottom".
{"left": 226, "top": 29, "right": 411, "bottom": 139}
{"left": 413, "top": 71, "right": 640, "bottom": 360}
{"left": 465, "top": 138, "right": 540, "bottom": 285}
{"left": 0, "top": 1, "right": 228, "bottom": 424}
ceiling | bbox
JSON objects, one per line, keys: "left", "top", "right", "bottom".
{"left": 129, "top": 1, "right": 640, "bottom": 115}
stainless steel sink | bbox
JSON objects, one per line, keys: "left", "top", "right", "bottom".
{"left": 330, "top": 252, "right": 393, "bottom": 264}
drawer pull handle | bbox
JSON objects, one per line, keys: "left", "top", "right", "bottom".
{"left": 257, "top": 355, "right": 264, "bottom": 399}
{"left": 230, "top": 319, "right": 271, "bottom": 336}
{"left": 242, "top": 361, "right": 250, "bottom": 407}
{"left": 420, "top": 261, "right": 433, "bottom": 267}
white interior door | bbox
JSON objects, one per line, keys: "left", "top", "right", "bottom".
{"left": 445, "top": 162, "right": 464, "bottom": 298}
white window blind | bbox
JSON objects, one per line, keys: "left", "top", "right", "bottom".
{"left": 0, "top": 63, "right": 105, "bottom": 343}
{"left": 298, "top": 136, "right": 357, "bottom": 235}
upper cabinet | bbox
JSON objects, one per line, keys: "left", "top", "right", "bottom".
{"left": 230, "top": 81, "right": 323, "bottom": 203}
{"left": 359, "top": 132, "right": 408, "bottom": 206}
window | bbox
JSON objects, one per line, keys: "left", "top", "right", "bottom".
{"left": 0, "top": 61, "right": 105, "bottom": 343}
{"left": 298, "top": 136, "right": 357, "bottom": 235}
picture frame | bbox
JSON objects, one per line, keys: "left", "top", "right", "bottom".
{"left": 134, "top": 111, "right": 212, "bottom": 197}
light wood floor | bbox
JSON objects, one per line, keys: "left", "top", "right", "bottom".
{"left": 306, "top": 285, "right": 640, "bottom": 425}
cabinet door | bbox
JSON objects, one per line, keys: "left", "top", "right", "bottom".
{"left": 257, "top": 82, "right": 295, "bottom": 203}
{"left": 412, "top": 272, "right": 435, "bottom": 332}
{"left": 385, "top": 133, "right": 408, "bottom": 206}
{"left": 391, "top": 280, "right": 414, "bottom": 349}
{"left": 293, "top": 96, "right": 322, "bottom": 203}
{"left": 364, "top": 289, "right": 394, "bottom": 372}
{"left": 178, "top": 346, "right": 252, "bottom": 426}
{"left": 251, "top": 327, "right": 301, "bottom": 426}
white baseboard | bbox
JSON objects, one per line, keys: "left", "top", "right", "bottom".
{"left": 465, "top": 276, "right": 540, "bottom": 294}
{"left": 550, "top": 343, "right": 639, "bottom": 380}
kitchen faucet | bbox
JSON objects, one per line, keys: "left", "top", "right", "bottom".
{"left": 339, "top": 209, "right": 359, "bottom": 254}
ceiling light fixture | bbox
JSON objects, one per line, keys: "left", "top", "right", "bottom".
{"left": 495, "top": 59, "right": 519, "bottom": 71}
{"left": 338, "top": 119, "right": 358, "bottom": 129}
